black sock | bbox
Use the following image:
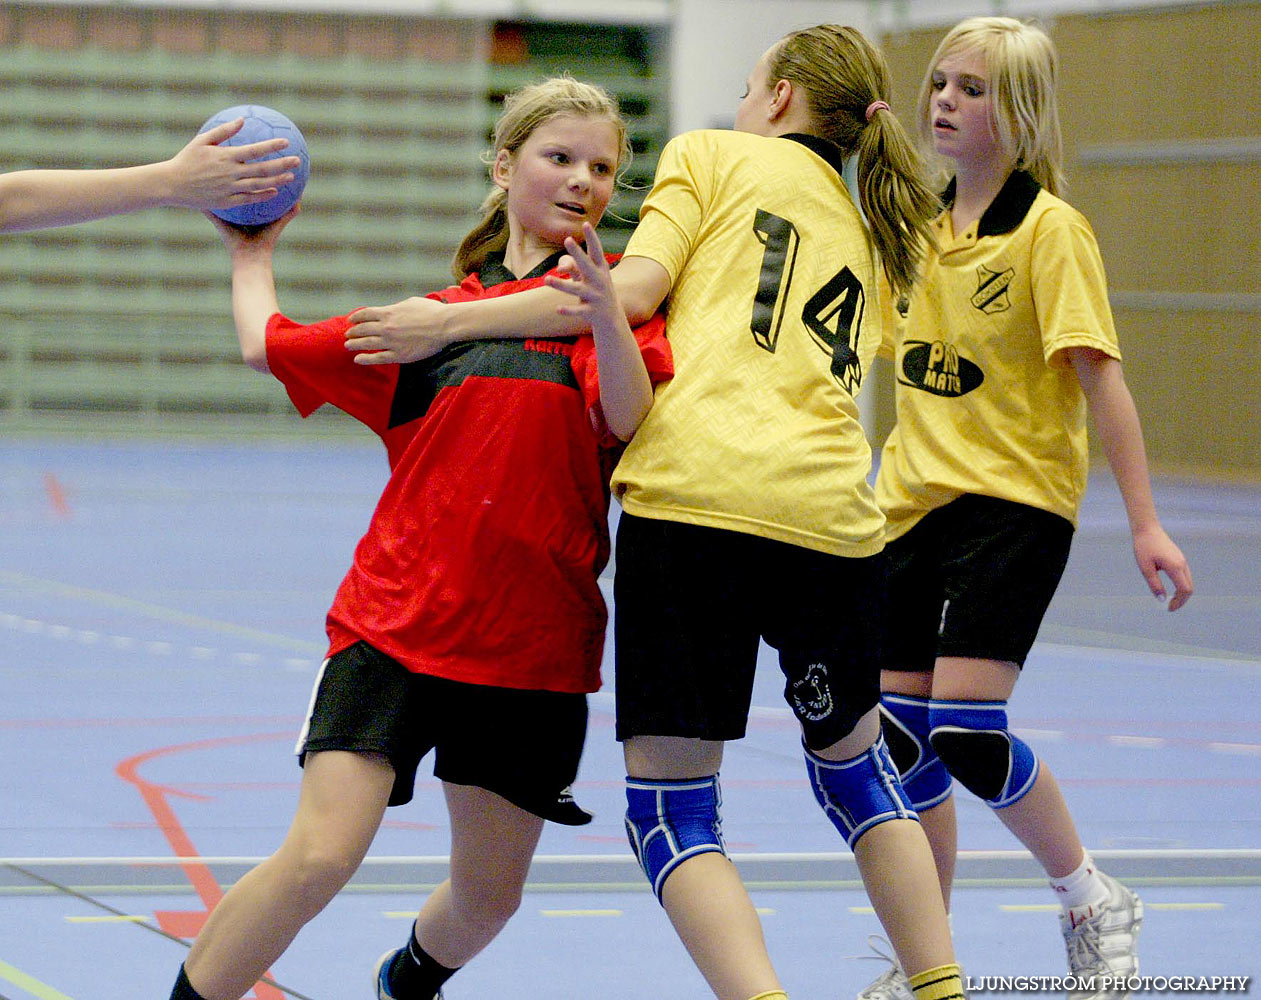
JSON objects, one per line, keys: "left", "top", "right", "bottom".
{"left": 170, "top": 964, "right": 209, "bottom": 1000}
{"left": 386, "top": 928, "right": 460, "bottom": 998}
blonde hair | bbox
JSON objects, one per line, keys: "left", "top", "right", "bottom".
{"left": 452, "top": 75, "right": 630, "bottom": 280}
{"left": 917, "top": 17, "right": 1064, "bottom": 196}
{"left": 767, "top": 24, "right": 938, "bottom": 298}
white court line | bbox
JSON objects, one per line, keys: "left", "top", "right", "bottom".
{"left": 7, "top": 849, "right": 1261, "bottom": 867}
{"left": 1035, "top": 634, "right": 1261, "bottom": 668}
{"left": 2, "top": 607, "right": 319, "bottom": 674}
{"left": 1108, "top": 735, "right": 1167, "bottom": 749}
{"left": 1209, "top": 742, "right": 1261, "bottom": 756}
{"left": 0, "top": 570, "right": 323, "bottom": 654}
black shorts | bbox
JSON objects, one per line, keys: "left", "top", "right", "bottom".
{"left": 297, "top": 641, "right": 592, "bottom": 825}
{"left": 883, "top": 493, "right": 1074, "bottom": 671}
{"left": 613, "top": 512, "right": 885, "bottom": 751}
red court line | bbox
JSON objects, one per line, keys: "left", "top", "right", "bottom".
{"left": 43, "top": 472, "right": 72, "bottom": 518}
{"left": 115, "top": 733, "right": 293, "bottom": 1000}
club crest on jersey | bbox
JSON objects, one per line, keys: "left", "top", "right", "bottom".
{"left": 898, "top": 340, "right": 984, "bottom": 397}
{"left": 792, "top": 663, "right": 834, "bottom": 722}
{"left": 971, "top": 265, "right": 1014, "bottom": 314}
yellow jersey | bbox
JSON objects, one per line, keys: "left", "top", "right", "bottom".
{"left": 876, "top": 171, "right": 1121, "bottom": 538}
{"left": 613, "top": 129, "right": 887, "bottom": 557}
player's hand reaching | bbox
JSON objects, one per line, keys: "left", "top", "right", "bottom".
{"left": 168, "top": 118, "right": 302, "bottom": 211}
{"left": 547, "top": 222, "right": 654, "bottom": 441}
{"left": 345, "top": 297, "right": 453, "bottom": 365}
{"left": 204, "top": 203, "right": 301, "bottom": 259}
{"left": 546, "top": 223, "right": 619, "bottom": 326}
{"left": 1133, "top": 524, "right": 1193, "bottom": 611}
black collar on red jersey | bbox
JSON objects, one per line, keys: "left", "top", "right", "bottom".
{"left": 781, "top": 132, "right": 848, "bottom": 180}
{"left": 479, "top": 250, "right": 567, "bottom": 288}
{"left": 941, "top": 169, "right": 1042, "bottom": 237}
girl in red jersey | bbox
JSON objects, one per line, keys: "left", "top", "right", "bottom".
{"left": 167, "top": 77, "right": 670, "bottom": 1000}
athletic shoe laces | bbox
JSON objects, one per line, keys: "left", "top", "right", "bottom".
{"left": 854, "top": 936, "right": 915, "bottom": 1000}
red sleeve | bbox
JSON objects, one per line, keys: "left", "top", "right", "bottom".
{"left": 570, "top": 312, "right": 673, "bottom": 447}
{"left": 265, "top": 312, "right": 400, "bottom": 433}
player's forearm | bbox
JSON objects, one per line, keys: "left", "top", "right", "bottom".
{"left": 592, "top": 315, "right": 654, "bottom": 440}
{"left": 610, "top": 256, "right": 671, "bottom": 327}
{"left": 441, "top": 263, "right": 664, "bottom": 346}
{"left": 441, "top": 284, "right": 589, "bottom": 342}
{"left": 0, "top": 165, "right": 177, "bottom": 232}
{"left": 1077, "top": 355, "right": 1161, "bottom": 534}
{"left": 228, "top": 254, "right": 280, "bottom": 372}
{"left": 1096, "top": 400, "right": 1161, "bottom": 535}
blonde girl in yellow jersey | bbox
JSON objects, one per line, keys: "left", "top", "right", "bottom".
{"left": 342, "top": 26, "right": 967, "bottom": 1000}
{"left": 864, "top": 18, "right": 1193, "bottom": 1000}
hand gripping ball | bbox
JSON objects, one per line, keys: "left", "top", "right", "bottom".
{"left": 199, "top": 104, "right": 310, "bottom": 226}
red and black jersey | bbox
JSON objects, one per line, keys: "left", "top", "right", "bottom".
{"left": 266, "top": 252, "right": 672, "bottom": 693}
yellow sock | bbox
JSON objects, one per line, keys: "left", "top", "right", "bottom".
{"left": 746, "top": 992, "right": 789, "bottom": 1000}
{"left": 909, "top": 963, "right": 965, "bottom": 1000}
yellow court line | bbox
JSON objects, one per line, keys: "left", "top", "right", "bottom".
{"left": 0, "top": 957, "right": 75, "bottom": 1000}
{"left": 64, "top": 915, "right": 151, "bottom": 923}
{"left": 392, "top": 908, "right": 638, "bottom": 920}
{"left": 755, "top": 908, "right": 776, "bottom": 916}
{"left": 541, "top": 910, "right": 623, "bottom": 918}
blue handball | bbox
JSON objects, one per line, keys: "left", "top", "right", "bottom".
{"left": 198, "top": 104, "right": 310, "bottom": 226}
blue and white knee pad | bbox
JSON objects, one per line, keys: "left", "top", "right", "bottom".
{"left": 804, "top": 733, "right": 917, "bottom": 847}
{"left": 879, "top": 694, "right": 955, "bottom": 810}
{"left": 927, "top": 698, "right": 1039, "bottom": 809}
{"left": 625, "top": 775, "right": 727, "bottom": 903}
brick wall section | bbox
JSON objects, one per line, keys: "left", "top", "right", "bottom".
{"left": 345, "top": 17, "right": 404, "bottom": 61}
{"left": 15, "top": 4, "right": 81, "bottom": 47}
{"left": 213, "top": 12, "right": 278, "bottom": 57}
{"left": 277, "top": 15, "right": 342, "bottom": 60}
{"left": 95, "top": 9, "right": 148, "bottom": 50}
{"left": 0, "top": 3, "right": 482, "bottom": 61}
{"left": 152, "top": 10, "right": 212, "bottom": 55}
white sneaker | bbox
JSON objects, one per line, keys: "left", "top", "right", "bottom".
{"left": 1060, "top": 872, "right": 1143, "bottom": 999}
{"left": 855, "top": 936, "right": 915, "bottom": 1000}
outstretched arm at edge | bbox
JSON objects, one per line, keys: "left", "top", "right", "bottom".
{"left": 0, "top": 119, "right": 300, "bottom": 233}
{"left": 1069, "top": 346, "right": 1193, "bottom": 611}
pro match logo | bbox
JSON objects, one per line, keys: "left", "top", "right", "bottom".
{"left": 898, "top": 340, "right": 984, "bottom": 397}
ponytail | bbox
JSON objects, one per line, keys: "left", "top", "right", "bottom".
{"left": 452, "top": 189, "right": 510, "bottom": 281}
{"left": 854, "top": 107, "right": 940, "bottom": 299}
{"left": 768, "top": 24, "right": 939, "bottom": 299}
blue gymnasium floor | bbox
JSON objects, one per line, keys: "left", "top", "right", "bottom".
{"left": 1, "top": 436, "right": 1259, "bottom": 999}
